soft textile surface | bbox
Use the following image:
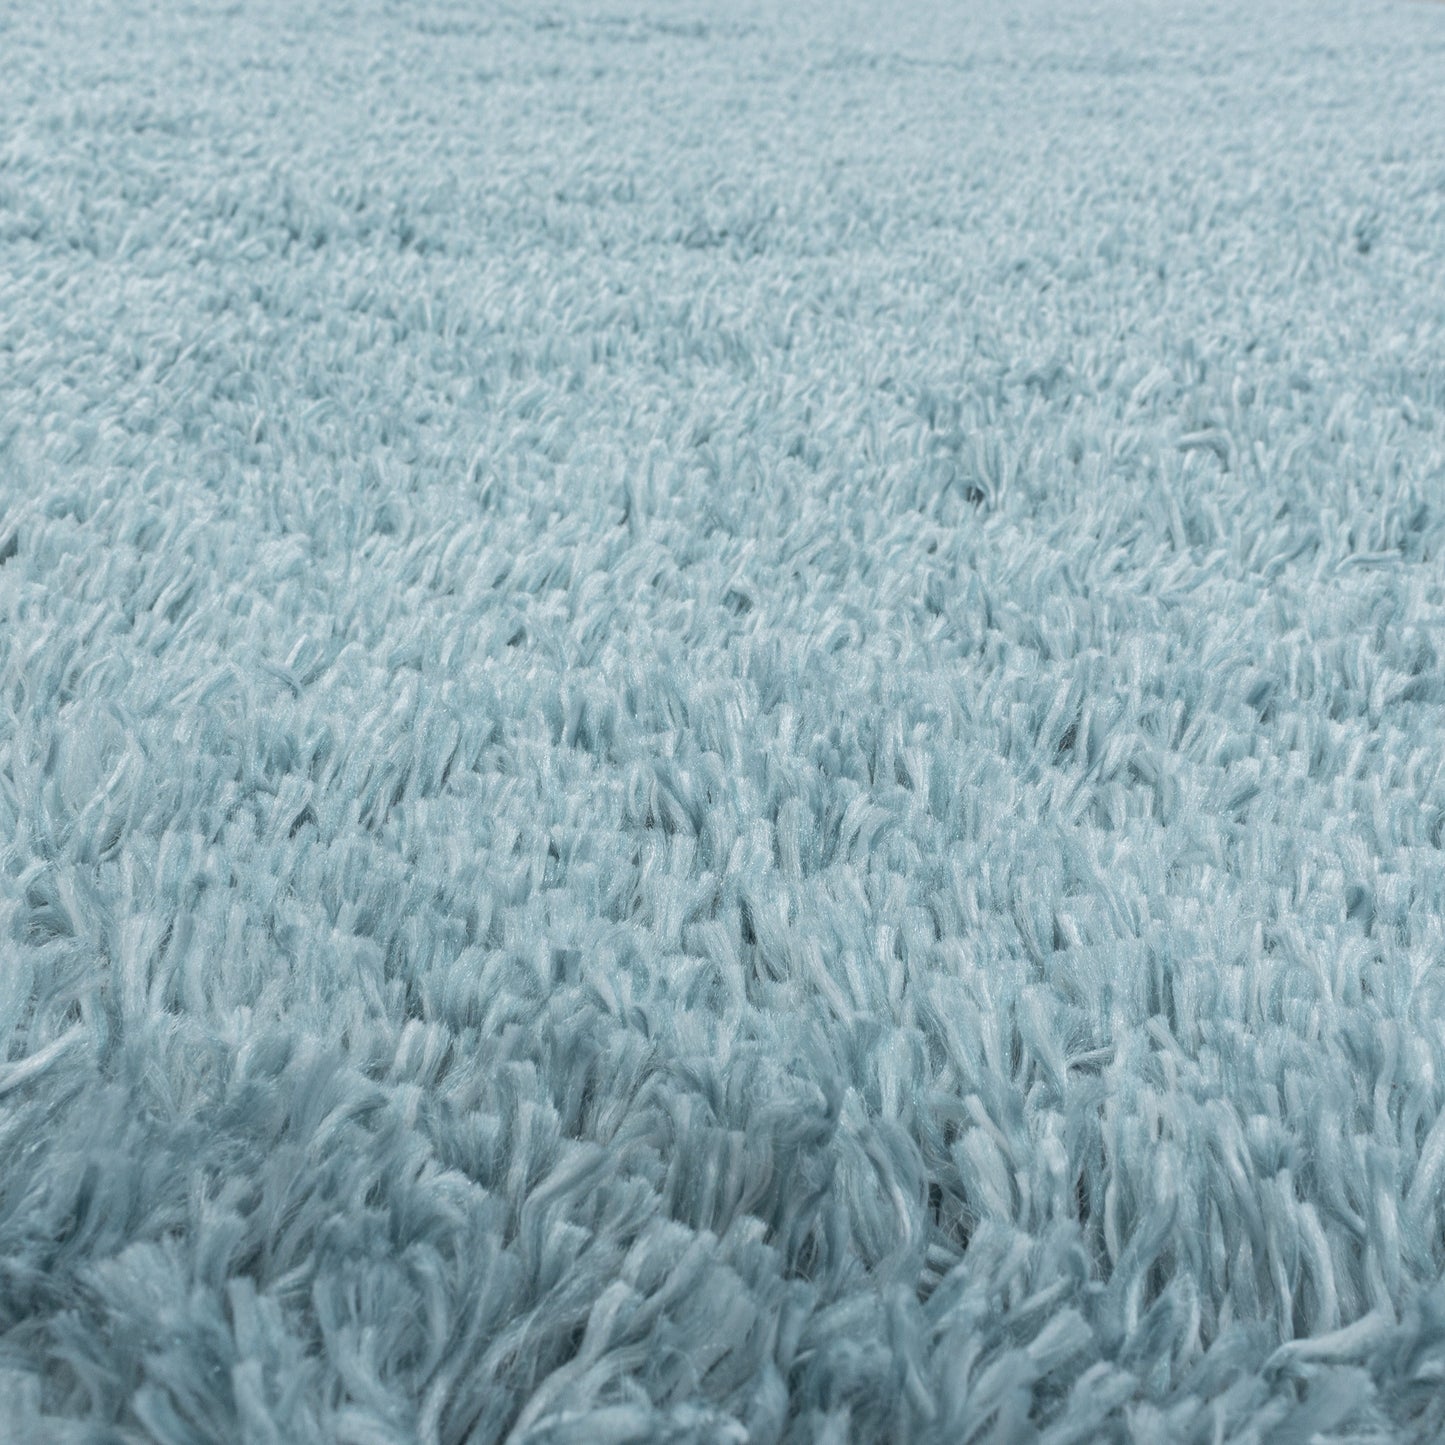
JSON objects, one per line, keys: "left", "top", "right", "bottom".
{"left": 3, "top": 0, "right": 1445, "bottom": 1439}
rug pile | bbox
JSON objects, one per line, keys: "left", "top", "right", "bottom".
{"left": 3, "top": 0, "right": 1445, "bottom": 1439}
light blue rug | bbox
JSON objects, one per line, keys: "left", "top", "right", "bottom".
{"left": 3, "top": 0, "right": 1445, "bottom": 1439}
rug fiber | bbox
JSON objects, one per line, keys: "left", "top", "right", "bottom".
{"left": 3, "top": 0, "right": 1445, "bottom": 1440}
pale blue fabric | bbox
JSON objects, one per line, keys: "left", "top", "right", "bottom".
{"left": 3, "top": 0, "right": 1445, "bottom": 1439}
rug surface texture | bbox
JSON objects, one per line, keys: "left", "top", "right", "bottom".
{"left": 3, "top": 0, "right": 1445, "bottom": 1439}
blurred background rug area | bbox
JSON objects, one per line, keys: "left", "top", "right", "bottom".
{"left": 3, "top": 0, "right": 1445, "bottom": 1440}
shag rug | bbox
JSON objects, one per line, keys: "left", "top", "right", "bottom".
{"left": 4, "top": 0, "right": 1445, "bottom": 1439}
